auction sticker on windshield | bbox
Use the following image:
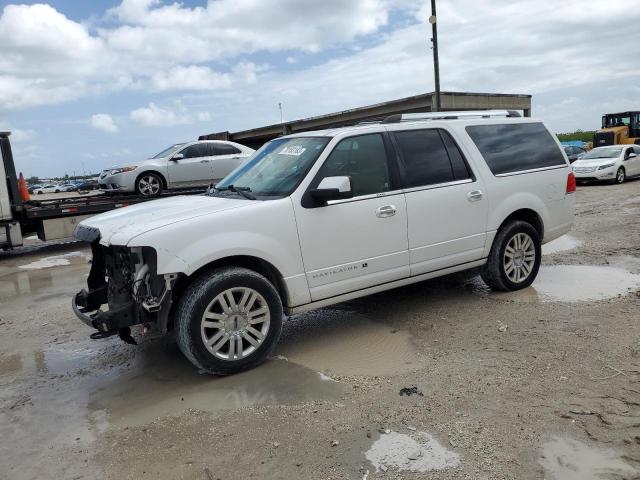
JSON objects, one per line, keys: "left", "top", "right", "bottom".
{"left": 279, "top": 146, "right": 306, "bottom": 156}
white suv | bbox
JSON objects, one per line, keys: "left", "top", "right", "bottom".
{"left": 72, "top": 111, "right": 575, "bottom": 375}
{"left": 98, "top": 140, "right": 254, "bottom": 196}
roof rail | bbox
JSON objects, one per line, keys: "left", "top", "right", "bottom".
{"left": 381, "top": 110, "right": 521, "bottom": 124}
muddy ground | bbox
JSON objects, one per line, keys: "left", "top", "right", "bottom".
{"left": 1, "top": 181, "right": 639, "bottom": 480}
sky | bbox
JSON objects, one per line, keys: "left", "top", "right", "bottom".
{"left": 1, "top": 0, "right": 639, "bottom": 178}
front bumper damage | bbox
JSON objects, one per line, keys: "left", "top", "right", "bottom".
{"left": 72, "top": 237, "right": 177, "bottom": 344}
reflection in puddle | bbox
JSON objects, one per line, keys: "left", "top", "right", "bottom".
{"left": 278, "top": 310, "right": 419, "bottom": 376}
{"left": 90, "top": 345, "right": 342, "bottom": 428}
{"left": 542, "top": 235, "right": 582, "bottom": 255}
{"left": 493, "top": 265, "right": 640, "bottom": 303}
{"left": 539, "top": 436, "right": 638, "bottom": 480}
{"left": 366, "top": 430, "right": 460, "bottom": 473}
{"left": 18, "top": 251, "right": 88, "bottom": 270}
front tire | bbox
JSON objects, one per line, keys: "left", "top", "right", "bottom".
{"left": 481, "top": 220, "right": 541, "bottom": 291}
{"left": 175, "top": 267, "right": 283, "bottom": 375}
{"left": 614, "top": 167, "right": 625, "bottom": 185}
{"left": 135, "top": 172, "right": 163, "bottom": 197}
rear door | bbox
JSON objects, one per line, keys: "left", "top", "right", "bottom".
{"left": 626, "top": 146, "right": 640, "bottom": 176}
{"left": 390, "top": 127, "right": 488, "bottom": 275}
{"left": 167, "top": 143, "right": 214, "bottom": 187}
{"left": 210, "top": 143, "right": 246, "bottom": 182}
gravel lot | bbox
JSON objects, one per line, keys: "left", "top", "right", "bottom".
{"left": 1, "top": 181, "right": 639, "bottom": 480}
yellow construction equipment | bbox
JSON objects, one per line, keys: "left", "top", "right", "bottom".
{"left": 593, "top": 111, "right": 640, "bottom": 147}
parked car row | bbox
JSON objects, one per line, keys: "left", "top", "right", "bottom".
{"left": 28, "top": 179, "right": 100, "bottom": 194}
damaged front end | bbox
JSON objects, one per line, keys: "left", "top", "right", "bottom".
{"left": 72, "top": 236, "right": 177, "bottom": 344}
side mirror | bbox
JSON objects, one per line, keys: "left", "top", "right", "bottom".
{"left": 627, "top": 153, "right": 637, "bottom": 159}
{"left": 310, "top": 176, "right": 353, "bottom": 203}
{"left": 171, "top": 153, "right": 184, "bottom": 161}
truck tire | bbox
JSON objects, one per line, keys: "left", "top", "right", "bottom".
{"left": 481, "top": 220, "right": 541, "bottom": 291}
{"left": 175, "top": 267, "right": 283, "bottom": 375}
{"left": 135, "top": 172, "right": 163, "bottom": 197}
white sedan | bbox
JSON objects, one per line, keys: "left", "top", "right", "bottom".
{"left": 572, "top": 145, "right": 640, "bottom": 184}
{"left": 33, "top": 184, "right": 62, "bottom": 194}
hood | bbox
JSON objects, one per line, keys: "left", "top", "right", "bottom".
{"left": 77, "top": 195, "right": 252, "bottom": 246}
{"left": 572, "top": 158, "right": 618, "bottom": 168}
{"left": 102, "top": 158, "right": 163, "bottom": 171}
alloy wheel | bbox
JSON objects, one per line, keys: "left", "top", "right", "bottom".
{"left": 200, "top": 287, "right": 271, "bottom": 361}
{"left": 138, "top": 175, "right": 161, "bottom": 195}
{"left": 503, "top": 232, "right": 536, "bottom": 283}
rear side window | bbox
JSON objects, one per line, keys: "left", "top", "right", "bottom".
{"left": 392, "top": 129, "right": 471, "bottom": 188}
{"left": 213, "top": 143, "right": 242, "bottom": 155}
{"left": 466, "top": 123, "right": 565, "bottom": 175}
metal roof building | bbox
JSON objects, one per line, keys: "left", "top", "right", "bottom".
{"left": 200, "top": 91, "right": 532, "bottom": 149}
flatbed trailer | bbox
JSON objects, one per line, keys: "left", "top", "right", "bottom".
{"left": 1, "top": 132, "right": 205, "bottom": 250}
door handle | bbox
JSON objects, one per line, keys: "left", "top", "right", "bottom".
{"left": 467, "top": 190, "right": 483, "bottom": 202}
{"left": 200, "top": 159, "right": 209, "bottom": 163}
{"left": 376, "top": 205, "right": 397, "bottom": 218}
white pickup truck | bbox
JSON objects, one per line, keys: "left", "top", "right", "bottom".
{"left": 72, "top": 110, "right": 575, "bottom": 375}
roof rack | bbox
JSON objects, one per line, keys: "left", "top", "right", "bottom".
{"left": 381, "top": 110, "right": 521, "bottom": 124}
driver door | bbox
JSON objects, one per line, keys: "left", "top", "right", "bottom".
{"left": 293, "top": 133, "right": 409, "bottom": 301}
{"left": 167, "top": 143, "right": 215, "bottom": 187}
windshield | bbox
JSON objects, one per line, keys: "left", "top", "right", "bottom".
{"left": 582, "top": 147, "right": 622, "bottom": 159}
{"left": 603, "top": 115, "right": 630, "bottom": 128}
{"left": 152, "top": 143, "right": 186, "bottom": 159}
{"left": 215, "top": 137, "right": 330, "bottom": 197}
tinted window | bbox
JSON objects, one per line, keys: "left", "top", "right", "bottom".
{"left": 440, "top": 130, "right": 471, "bottom": 180}
{"left": 214, "top": 143, "right": 242, "bottom": 155}
{"left": 466, "top": 123, "right": 565, "bottom": 175}
{"left": 181, "top": 144, "right": 209, "bottom": 159}
{"left": 318, "top": 134, "right": 390, "bottom": 197}
{"left": 392, "top": 129, "right": 454, "bottom": 187}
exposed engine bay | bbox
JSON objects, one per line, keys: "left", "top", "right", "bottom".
{"left": 72, "top": 240, "right": 177, "bottom": 344}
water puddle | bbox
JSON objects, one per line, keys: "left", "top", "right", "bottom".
{"left": 365, "top": 430, "right": 460, "bottom": 473}
{"left": 278, "top": 309, "right": 419, "bottom": 376}
{"left": 0, "top": 251, "right": 90, "bottom": 302}
{"left": 492, "top": 265, "right": 640, "bottom": 303}
{"left": 0, "top": 353, "right": 22, "bottom": 376}
{"left": 539, "top": 436, "right": 638, "bottom": 480}
{"left": 89, "top": 343, "right": 342, "bottom": 428}
{"left": 542, "top": 235, "right": 582, "bottom": 255}
{"left": 18, "top": 251, "right": 89, "bottom": 270}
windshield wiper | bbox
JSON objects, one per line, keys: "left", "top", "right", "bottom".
{"left": 215, "top": 184, "right": 256, "bottom": 200}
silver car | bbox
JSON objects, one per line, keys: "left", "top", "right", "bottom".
{"left": 99, "top": 140, "right": 255, "bottom": 196}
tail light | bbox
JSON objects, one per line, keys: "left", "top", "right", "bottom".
{"left": 566, "top": 172, "right": 576, "bottom": 194}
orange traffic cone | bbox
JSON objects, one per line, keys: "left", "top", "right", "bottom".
{"left": 18, "top": 172, "right": 31, "bottom": 201}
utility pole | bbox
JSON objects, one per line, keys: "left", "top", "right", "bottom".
{"left": 429, "top": 0, "right": 441, "bottom": 112}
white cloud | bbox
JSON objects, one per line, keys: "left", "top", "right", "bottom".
{"left": 90, "top": 113, "right": 119, "bottom": 133}
{"left": 130, "top": 101, "right": 212, "bottom": 127}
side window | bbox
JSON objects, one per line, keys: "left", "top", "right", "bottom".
{"left": 465, "top": 122, "right": 566, "bottom": 175}
{"left": 317, "top": 134, "right": 390, "bottom": 197}
{"left": 392, "top": 129, "right": 454, "bottom": 187}
{"left": 440, "top": 130, "right": 472, "bottom": 180}
{"left": 213, "top": 143, "right": 242, "bottom": 155}
{"left": 181, "top": 144, "right": 209, "bottom": 159}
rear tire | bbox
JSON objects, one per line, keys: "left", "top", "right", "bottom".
{"left": 175, "top": 267, "right": 283, "bottom": 375}
{"left": 481, "top": 220, "right": 541, "bottom": 291}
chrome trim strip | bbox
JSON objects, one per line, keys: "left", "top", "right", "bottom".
{"left": 495, "top": 164, "right": 567, "bottom": 177}
{"left": 326, "top": 190, "right": 404, "bottom": 206}
{"left": 402, "top": 178, "right": 473, "bottom": 194}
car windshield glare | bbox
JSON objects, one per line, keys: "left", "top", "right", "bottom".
{"left": 582, "top": 147, "right": 622, "bottom": 159}
{"left": 152, "top": 143, "right": 186, "bottom": 159}
{"left": 215, "top": 137, "right": 330, "bottom": 197}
